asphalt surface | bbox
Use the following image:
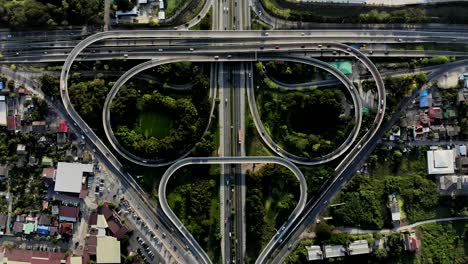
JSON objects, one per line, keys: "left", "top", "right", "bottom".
{"left": 53, "top": 28, "right": 468, "bottom": 263}
{"left": 56, "top": 29, "right": 386, "bottom": 264}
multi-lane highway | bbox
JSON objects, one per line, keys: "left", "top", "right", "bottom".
{"left": 53, "top": 28, "right": 383, "bottom": 262}
{"left": 36, "top": 28, "right": 468, "bottom": 264}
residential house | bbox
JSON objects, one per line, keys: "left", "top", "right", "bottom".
{"left": 59, "top": 206, "right": 80, "bottom": 222}
{"left": 107, "top": 218, "right": 130, "bottom": 240}
{"left": 0, "top": 213, "right": 8, "bottom": 234}
{"left": 41, "top": 167, "right": 55, "bottom": 187}
{"left": 23, "top": 222, "right": 35, "bottom": 235}
{"left": 0, "top": 165, "right": 8, "bottom": 181}
{"left": 403, "top": 231, "right": 420, "bottom": 252}
{"left": 32, "top": 121, "right": 47, "bottom": 134}
{"left": 59, "top": 223, "right": 73, "bottom": 237}
{"left": 306, "top": 245, "right": 323, "bottom": 261}
{"left": 13, "top": 222, "right": 23, "bottom": 235}
{"left": 68, "top": 256, "right": 83, "bottom": 264}
{"left": 388, "top": 194, "right": 401, "bottom": 227}
{"left": 323, "top": 245, "right": 346, "bottom": 258}
{"left": 7, "top": 115, "right": 15, "bottom": 131}
{"left": 41, "top": 156, "right": 53, "bottom": 167}
{"left": 0, "top": 247, "right": 66, "bottom": 264}
{"left": 419, "top": 90, "right": 432, "bottom": 108}
{"left": 17, "top": 144, "right": 26, "bottom": 155}
{"left": 348, "top": 240, "right": 371, "bottom": 256}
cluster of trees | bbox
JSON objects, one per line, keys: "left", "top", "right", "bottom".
{"left": 39, "top": 74, "right": 60, "bottom": 98}
{"left": 69, "top": 77, "right": 109, "bottom": 129}
{"left": 357, "top": 9, "right": 429, "bottom": 23}
{"left": 263, "top": 61, "right": 321, "bottom": 84}
{"left": 0, "top": 0, "right": 102, "bottom": 28}
{"left": 260, "top": 0, "right": 468, "bottom": 24}
{"left": 24, "top": 97, "right": 48, "bottom": 122}
{"left": 246, "top": 165, "right": 299, "bottom": 261}
{"left": 111, "top": 62, "right": 211, "bottom": 160}
{"left": 10, "top": 166, "right": 44, "bottom": 214}
{"left": 420, "top": 56, "right": 452, "bottom": 66}
{"left": 331, "top": 146, "right": 439, "bottom": 229}
{"left": 149, "top": 62, "right": 199, "bottom": 85}
{"left": 167, "top": 166, "right": 220, "bottom": 261}
{"left": 419, "top": 223, "right": 468, "bottom": 263}
{"left": 258, "top": 88, "right": 353, "bottom": 158}
{"left": 115, "top": 91, "right": 201, "bottom": 159}
{"left": 114, "top": 0, "right": 136, "bottom": 12}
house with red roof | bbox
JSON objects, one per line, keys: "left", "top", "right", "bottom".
{"left": 59, "top": 206, "right": 80, "bottom": 222}
{"left": 58, "top": 120, "right": 68, "bottom": 133}
{"left": 0, "top": 247, "right": 66, "bottom": 264}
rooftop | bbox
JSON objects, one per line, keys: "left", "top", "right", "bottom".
{"left": 323, "top": 245, "right": 346, "bottom": 258}
{"left": 306, "top": 245, "right": 323, "bottom": 261}
{"left": 427, "top": 149, "right": 455, "bottom": 175}
{"left": 59, "top": 206, "right": 80, "bottom": 219}
{"left": 96, "top": 236, "right": 121, "bottom": 263}
{"left": 348, "top": 240, "right": 371, "bottom": 255}
{"left": 54, "top": 162, "right": 93, "bottom": 194}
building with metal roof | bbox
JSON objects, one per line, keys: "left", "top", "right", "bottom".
{"left": 96, "top": 236, "right": 121, "bottom": 263}
{"left": 323, "top": 245, "right": 346, "bottom": 258}
{"left": 306, "top": 245, "right": 323, "bottom": 261}
{"left": 348, "top": 240, "right": 371, "bottom": 256}
{"left": 329, "top": 60, "right": 353, "bottom": 75}
{"left": 54, "top": 162, "right": 93, "bottom": 194}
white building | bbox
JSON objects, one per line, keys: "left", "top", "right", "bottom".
{"left": 427, "top": 149, "right": 455, "bottom": 175}
{"left": 348, "top": 240, "right": 371, "bottom": 256}
{"left": 323, "top": 245, "right": 346, "bottom": 258}
{"left": 0, "top": 96, "right": 6, "bottom": 127}
{"left": 306, "top": 245, "right": 323, "bottom": 261}
{"left": 54, "top": 162, "right": 94, "bottom": 194}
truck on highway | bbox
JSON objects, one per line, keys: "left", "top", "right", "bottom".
{"left": 238, "top": 129, "right": 243, "bottom": 144}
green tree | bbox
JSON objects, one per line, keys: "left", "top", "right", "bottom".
{"left": 39, "top": 74, "right": 59, "bottom": 97}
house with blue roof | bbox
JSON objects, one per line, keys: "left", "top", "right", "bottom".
{"left": 420, "top": 90, "right": 432, "bottom": 108}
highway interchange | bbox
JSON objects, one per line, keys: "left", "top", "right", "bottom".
{"left": 52, "top": 28, "right": 390, "bottom": 264}
{"left": 1, "top": 4, "right": 467, "bottom": 264}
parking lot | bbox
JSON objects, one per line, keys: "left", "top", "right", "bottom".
{"left": 118, "top": 198, "right": 167, "bottom": 264}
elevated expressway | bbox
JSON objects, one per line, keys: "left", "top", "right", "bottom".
{"left": 57, "top": 30, "right": 387, "bottom": 264}
{"left": 101, "top": 54, "right": 363, "bottom": 163}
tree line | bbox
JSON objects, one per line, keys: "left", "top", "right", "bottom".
{"left": 0, "top": 0, "right": 102, "bottom": 28}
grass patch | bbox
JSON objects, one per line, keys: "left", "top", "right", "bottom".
{"left": 164, "top": 0, "right": 189, "bottom": 18}
{"left": 138, "top": 112, "right": 173, "bottom": 139}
